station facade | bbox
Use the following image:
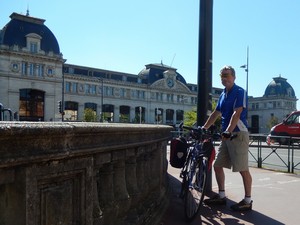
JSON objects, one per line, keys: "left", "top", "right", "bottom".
{"left": 0, "top": 12, "right": 297, "bottom": 132}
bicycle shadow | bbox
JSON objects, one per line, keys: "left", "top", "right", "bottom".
{"left": 160, "top": 173, "right": 284, "bottom": 225}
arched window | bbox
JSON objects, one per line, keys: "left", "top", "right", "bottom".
{"left": 120, "top": 105, "right": 130, "bottom": 123}
{"left": 64, "top": 101, "right": 78, "bottom": 121}
{"left": 134, "top": 106, "right": 145, "bottom": 123}
{"left": 103, "top": 104, "right": 114, "bottom": 122}
{"left": 166, "top": 109, "right": 174, "bottom": 125}
{"left": 19, "top": 89, "right": 44, "bottom": 121}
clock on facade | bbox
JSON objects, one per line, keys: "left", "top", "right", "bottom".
{"left": 166, "top": 78, "right": 174, "bottom": 88}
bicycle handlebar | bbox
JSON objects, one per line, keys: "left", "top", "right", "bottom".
{"left": 182, "top": 125, "right": 203, "bottom": 134}
{"left": 178, "top": 122, "right": 238, "bottom": 141}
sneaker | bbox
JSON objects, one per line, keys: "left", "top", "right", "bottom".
{"left": 230, "top": 200, "right": 253, "bottom": 211}
{"left": 204, "top": 194, "right": 227, "bottom": 205}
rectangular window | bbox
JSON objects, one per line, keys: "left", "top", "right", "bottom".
{"left": 37, "top": 64, "right": 44, "bottom": 77}
{"left": 65, "top": 82, "right": 71, "bottom": 92}
{"left": 131, "top": 90, "right": 136, "bottom": 98}
{"left": 107, "top": 87, "right": 113, "bottom": 96}
{"left": 29, "top": 63, "right": 35, "bottom": 76}
{"left": 167, "top": 94, "right": 171, "bottom": 102}
{"left": 72, "top": 83, "right": 77, "bottom": 93}
{"left": 85, "top": 84, "right": 90, "bottom": 94}
{"left": 120, "top": 88, "right": 125, "bottom": 97}
{"left": 156, "top": 92, "right": 163, "bottom": 101}
{"left": 91, "top": 85, "right": 96, "bottom": 95}
{"left": 22, "top": 62, "right": 27, "bottom": 75}
{"left": 137, "top": 90, "right": 145, "bottom": 99}
{"left": 30, "top": 42, "right": 38, "bottom": 53}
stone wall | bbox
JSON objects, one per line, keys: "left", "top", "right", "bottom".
{"left": 0, "top": 122, "right": 172, "bottom": 225}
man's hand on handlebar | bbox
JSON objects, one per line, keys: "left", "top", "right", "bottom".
{"left": 221, "top": 131, "right": 237, "bottom": 140}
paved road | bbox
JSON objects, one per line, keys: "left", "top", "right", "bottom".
{"left": 160, "top": 154, "right": 300, "bottom": 225}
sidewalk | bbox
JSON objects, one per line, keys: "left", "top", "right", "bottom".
{"left": 159, "top": 165, "right": 300, "bottom": 225}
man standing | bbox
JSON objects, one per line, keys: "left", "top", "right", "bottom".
{"left": 203, "top": 65, "right": 253, "bottom": 211}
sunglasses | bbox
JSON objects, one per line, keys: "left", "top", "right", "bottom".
{"left": 220, "top": 73, "right": 232, "bottom": 78}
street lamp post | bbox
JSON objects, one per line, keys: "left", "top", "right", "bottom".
{"left": 96, "top": 78, "right": 104, "bottom": 122}
{"left": 100, "top": 79, "right": 104, "bottom": 122}
{"left": 61, "top": 67, "right": 65, "bottom": 121}
{"left": 240, "top": 46, "right": 249, "bottom": 97}
{"left": 240, "top": 46, "right": 249, "bottom": 119}
{"left": 139, "top": 106, "right": 142, "bottom": 124}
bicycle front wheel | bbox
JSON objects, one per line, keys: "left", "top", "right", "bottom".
{"left": 184, "top": 158, "right": 208, "bottom": 222}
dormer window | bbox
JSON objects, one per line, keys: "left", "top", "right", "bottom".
{"left": 26, "top": 33, "right": 42, "bottom": 53}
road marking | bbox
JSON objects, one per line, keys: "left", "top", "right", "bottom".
{"left": 277, "top": 179, "right": 300, "bottom": 184}
{"left": 258, "top": 177, "right": 271, "bottom": 181}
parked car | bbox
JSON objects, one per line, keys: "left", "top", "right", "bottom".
{"left": 267, "top": 111, "right": 300, "bottom": 145}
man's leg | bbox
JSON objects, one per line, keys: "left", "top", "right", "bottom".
{"left": 230, "top": 170, "right": 253, "bottom": 211}
{"left": 214, "top": 166, "right": 225, "bottom": 191}
{"left": 240, "top": 170, "right": 252, "bottom": 197}
{"left": 203, "top": 166, "right": 227, "bottom": 205}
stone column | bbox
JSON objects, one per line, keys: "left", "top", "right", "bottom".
{"left": 124, "top": 155, "right": 140, "bottom": 223}
{"left": 114, "top": 105, "right": 120, "bottom": 123}
{"left": 130, "top": 107, "right": 135, "bottom": 123}
{"left": 98, "top": 164, "right": 117, "bottom": 225}
{"left": 113, "top": 160, "right": 131, "bottom": 223}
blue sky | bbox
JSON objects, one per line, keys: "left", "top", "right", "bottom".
{"left": 1, "top": 0, "right": 299, "bottom": 109}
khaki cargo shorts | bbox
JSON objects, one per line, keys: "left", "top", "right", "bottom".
{"left": 214, "top": 131, "right": 249, "bottom": 172}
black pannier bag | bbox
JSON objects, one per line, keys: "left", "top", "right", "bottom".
{"left": 170, "top": 137, "right": 188, "bottom": 168}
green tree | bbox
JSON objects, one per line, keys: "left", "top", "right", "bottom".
{"left": 183, "top": 101, "right": 221, "bottom": 131}
{"left": 83, "top": 108, "right": 98, "bottom": 122}
{"left": 267, "top": 115, "right": 279, "bottom": 129}
{"left": 184, "top": 107, "right": 197, "bottom": 127}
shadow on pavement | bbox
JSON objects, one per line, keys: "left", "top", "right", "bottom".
{"left": 160, "top": 174, "right": 284, "bottom": 225}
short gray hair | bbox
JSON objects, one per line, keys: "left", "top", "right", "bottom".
{"left": 220, "top": 65, "right": 235, "bottom": 77}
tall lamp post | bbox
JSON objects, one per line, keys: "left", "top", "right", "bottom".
{"left": 100, "top": 78, "right": 104, "bottom": 122}
{"left": 240, "top": 46, "right": 249, "bottom": 96}
{"left": 97, "top": 78, "right": 104, "bottom": 122}
{"left": 240, "top": 46, "right": 249, "bottom": 118}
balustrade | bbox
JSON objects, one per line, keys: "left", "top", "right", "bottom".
{"left": 0, "top": 122, "right": 172, "bottom": 225}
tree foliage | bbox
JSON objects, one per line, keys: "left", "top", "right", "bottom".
{"left": 267, "top": 115, "right": 279, "bottom": 129}
{"left": 183, "top": 101, "right": 221, "bottom": 131}
{"left": 184, "top": 107, "right": 197, "bottom": 127}
{"left": 83, "top": 108, "right": 98, "bottom": 122}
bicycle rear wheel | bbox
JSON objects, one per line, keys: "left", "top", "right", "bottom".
{"left": 180, "top": 153, "right": 193, "bottom": 198}
{"left": 184, "top": 158, "right": 208, "bottom": 222}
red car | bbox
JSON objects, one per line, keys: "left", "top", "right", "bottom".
{"left": 267, "top": 111, "right": 300, "bottom": 145}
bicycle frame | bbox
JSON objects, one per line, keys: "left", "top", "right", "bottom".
{"left": 178, "top": 125, "right": 215, "bottom": 222}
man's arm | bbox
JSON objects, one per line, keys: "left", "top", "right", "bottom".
{"left": 203, "top": 109, "right": 221, "bottom": 129}
{"left": 225, "top": 106, "right": 243, "bottom": 132}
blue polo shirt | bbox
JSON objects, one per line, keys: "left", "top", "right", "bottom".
{"left": 216, "top": 83, "right": 248, "bottom": 132}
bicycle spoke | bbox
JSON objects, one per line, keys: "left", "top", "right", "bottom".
{"left": 184, "top": 159, "right": 208, "bottom": 222}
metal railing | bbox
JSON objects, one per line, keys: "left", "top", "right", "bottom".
{"left": 0, "top": 103, "right": 14, "bottom": 121}
{"left": 249, "top": 134, "right": 300, "bottom": 173}
{"left": 171, "top": 131, "right": 300, "bottom": 174}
